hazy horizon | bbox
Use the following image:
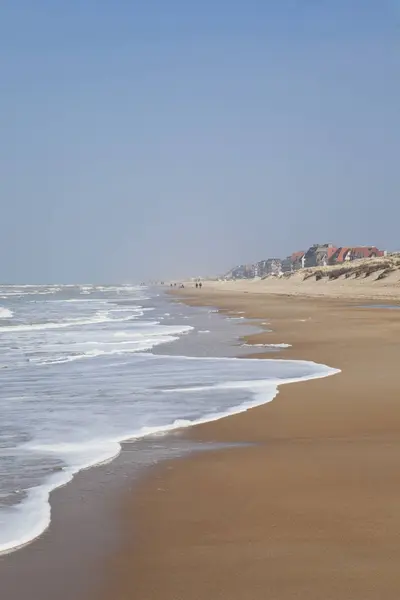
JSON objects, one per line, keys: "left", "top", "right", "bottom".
{"left": 2, "top": 1, "right": 399, "bottom": 283}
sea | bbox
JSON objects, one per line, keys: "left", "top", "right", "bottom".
{"left": 0, "top": 284, "right": 337, "bottom": 555}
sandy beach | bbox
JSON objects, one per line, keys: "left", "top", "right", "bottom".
{"left": 96, "top": 288, "right": 400, "bottom": 600}
{"left": 187, "top": 265, "right": 400, "bottom": 300}
{"left": 3, "top": 2, "right": 399, "bottom": 598}
{"left": 2, "top": 286, "right": 400, "bottom": 600}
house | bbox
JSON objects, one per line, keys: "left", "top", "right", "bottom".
{"left": 329, "top": 246, "right": 385, "bottom": 264}
{"left": 329, "top": 247, "right": 352, "bottom": 264}
{"left": 281, "top": 251, "right": 306, "bottom": 273}
{"left": 304, "top": 244, "right": 337, "bottom": 268}
{"left": 291, "top": 251, "right": 306, "bottom": 271}
{"left": 350, "top": 246, "right": 385, "bottom": 260}
{"left": 281, "top": 256, "right": 292, "bottom": 273}
{"left": 255, "top": 260, "right": 267, "bottom": 277}
{"left": 257, "top": 258, "right": 282, "bottom": 277}
{"left": 227, "top": 264, "right": 256, "bottom": 279}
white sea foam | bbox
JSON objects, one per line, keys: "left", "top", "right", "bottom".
{"left": 0, "top": 441, "right": 121, "bottom": 555}
{"left": 0, "top": 352, "right": 338, "bottom": 555}
{"left": 242, "top": 343, "right": 292, "bottom": 349}
{"left": 0, "top": 355, "right": 337, "bottom": 552}
{"left": 23, "top": 321, "right": 194, "bottom": 365}
{"left": 0, "top": 307, "right": 13, "bottom": 319}
{"left": 0, "top": 285, "right": 339, "bottom": 556}
{"left": 34, "top": 332, "right": 193, "bottom": 365}
{"left": 0, "top": 310, "right": 135, "bottom": 333}
{"left": 44, "top": 298, "right": 110, "bottom": 304}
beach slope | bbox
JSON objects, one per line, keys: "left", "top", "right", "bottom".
{"left": 98, "top": 291, "right": 400, "bottom": 600}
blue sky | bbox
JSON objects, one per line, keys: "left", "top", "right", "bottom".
{"left": 1, "top": 1, "right": 399, "bottom": 282}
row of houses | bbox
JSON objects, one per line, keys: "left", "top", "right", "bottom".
{"left": 226, "top": 244, "right": 386, "bottom": 279}
{"left": 298, "top": 243, "right": 385, "bottom": 270}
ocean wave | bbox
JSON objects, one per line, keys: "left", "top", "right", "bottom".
{"left": 0, "top": 353, "right": 339, "bottom": 555}
{"left": 34, "top": 335, "right": 193, "bottom": 365}
{"left": 0, "top": 307, "right": 13, "bottom": 319}
{"left": 0, "top": 286, "right": 338, "bottom": 558}
{"left": 0, "top": 311, "right": 137, "bottom": 333}
{"left": 0, "top": 287, "right": 62, "bottom": 297}
{"left": 27, "top": 324, "right": 194, "bottom": 365}
{"left": 42, "top": 298, "right": 110, "bottom": 304}
{"left": 242, "top": 343, "right": 292, "bottom": 349}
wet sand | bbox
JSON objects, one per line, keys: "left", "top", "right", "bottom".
{"left": 97, "top": 291, "right": 400, "bottom": 599}
{"left": 0, "top": 436, "right": 229, "bottom": 600}
{"left": 2, "top": 290, "right": 400, "bottom": 600}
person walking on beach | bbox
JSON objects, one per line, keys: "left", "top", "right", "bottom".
{"left": 199, "top": 281, "right": 202, "bottom": 289}
{"left": 195, "top": 282, "right": 198, "bottom": 288}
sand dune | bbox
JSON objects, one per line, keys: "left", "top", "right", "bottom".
{"left": 205, "top": 256, "right": 400, "bottom": 300}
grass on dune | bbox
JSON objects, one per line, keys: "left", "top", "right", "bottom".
{"left": 300, "top": 254, "right": 400, "bottom": 282}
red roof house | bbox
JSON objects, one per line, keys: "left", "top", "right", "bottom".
{"left": 329, "top": 247, "right": 351, "bottom": 264}
{"left": 351, "top": 246, "right": 384, "bottom": 260}
{"left": 330, "top": 246, "right": 384, "bottom": 264}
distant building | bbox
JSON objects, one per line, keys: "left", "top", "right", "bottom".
{"left": 281, "top": 257, "right": 292, "bottom": 273}
{"left": 282, "top": 251, "right": 306, "bottom": 273}
{"left": 329, "top": 246, "right": 385, "bottom": 264}
{"left": 349, "top": 246, "right": 385, "bottom": 260}
{"left": 329, "top": 247, "right": 352, "bottom": 264}
{"left": 257, "top": 258, "right": 282, "bottom": 277}
{"left": 223, "top": 244, "right": 386, "bottom": 281}
{"left": 292, "top": 251, "right": 306, "bottom": 270}
{"left": 226, "top": 264, "right": 256, "bottom": 279}
{"left": 304, "top": 244, "right": 337, "bottom": 268}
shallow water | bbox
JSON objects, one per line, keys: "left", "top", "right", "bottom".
{"left": 359, "top": 304, "right": 400, "bottom": 310}
{"left": 0, "top": 284, "right": 337, "bottom": 554}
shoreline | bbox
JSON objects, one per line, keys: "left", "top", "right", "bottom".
{"left": 0, "top": 308, "right": 324, "bottom": 559}
{"left": 2, "top": 289, "right": 400, "bottom": 599}
{"left": 1, "top": 291, "right": 317, "bottom": 599}
{"left": 96, "top": 290, "right": 400, "bottom": 599}
{"left": 1, "top": 434, "right": 238, "bottom": 600}
{"left": 0, "top": 289, "right": 262, "bottom": 560}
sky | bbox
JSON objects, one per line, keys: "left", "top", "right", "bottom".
{"left": 1, "top": 1, "right": 399, "bottom": 283}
